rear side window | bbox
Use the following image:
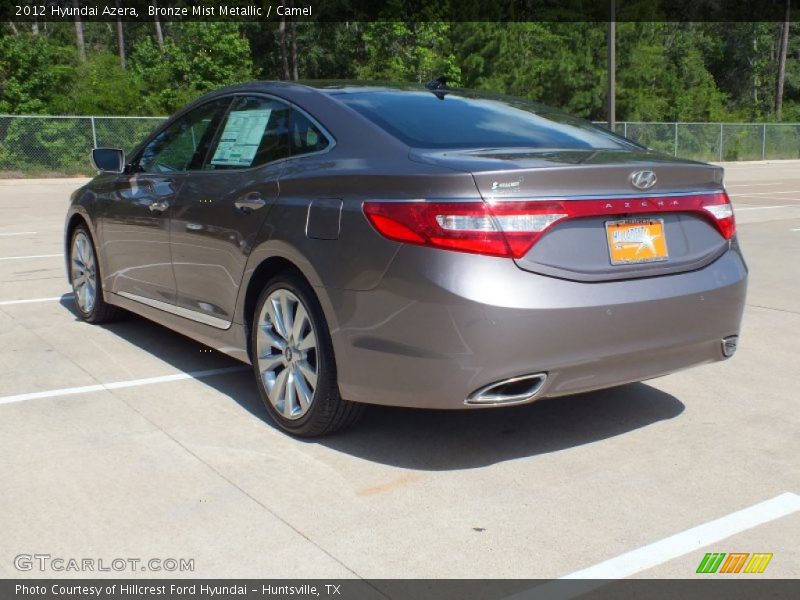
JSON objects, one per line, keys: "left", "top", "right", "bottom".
{"left": 336, "top": 90, "right": 634, "bottom": 150}
{"left": 206, "top": 96, "right": 290, "bottom": 170}
{"left": 138, "top": 98, "right": 230, "bottom": 173}
{"left": 289, "top": 111, "right": 329, "bottom": 156}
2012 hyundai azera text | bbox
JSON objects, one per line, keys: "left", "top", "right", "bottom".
{"left": 65, "top": 81, "right": 747, "bottom": 436}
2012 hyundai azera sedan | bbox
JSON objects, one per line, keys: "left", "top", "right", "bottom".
{"left": 65, "top": 81, "right": 747, "bottom": 436}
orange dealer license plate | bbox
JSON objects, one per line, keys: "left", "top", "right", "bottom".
{"left": 605, "top": 218, "right": 669, "bottom": 265}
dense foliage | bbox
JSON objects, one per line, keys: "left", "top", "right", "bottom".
{"left": 0, "top": 21, "right": 797, "bottom": 121}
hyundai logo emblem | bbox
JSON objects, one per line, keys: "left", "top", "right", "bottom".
{"left": 629, "top": 170, "right": 657, "bottom": 190}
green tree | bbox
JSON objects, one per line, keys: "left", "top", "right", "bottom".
{"left": 129, "top": 23, "right": 254, "bottom": 114}
{"left": 615, "top": 23, "right": 727, "bottom": 122}
{"left": 453, "top": 23, "right": 607, "bottom": 119}
{"left": 49, "top": 52, "right": 145, "bottom": 115}
{"left": 357, "top": 22, "right": 460, "bottom": 85}
{"left": 700, "top": 22, "right": 780, "bottom": 119}
{"left": 0, "top": 33, "right": 74, "bottom": 113}
{"left": 1, "top": 19, "right": 799, "bottom": 125}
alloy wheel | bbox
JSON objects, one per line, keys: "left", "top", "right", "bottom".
{"left": 71, "top": 231, "right": 97, "bottom": 314}
{"left": 255, "top": 289, "right": 319, "bottom": 420}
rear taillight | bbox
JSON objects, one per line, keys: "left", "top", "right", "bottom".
{"left": 700, "top": 192, "right": 736, "bottom": 240}
{"left": 362, "top": 201, "right": 567, "bottom": 258}
{"left": 363, "top": 191, "right": 736, "bottom": 258}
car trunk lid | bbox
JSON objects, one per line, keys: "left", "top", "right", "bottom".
{"left": 409, "top": 148, "right": 731, "bottom": 281}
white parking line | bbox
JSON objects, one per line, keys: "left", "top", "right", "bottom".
{"left": 735, "top": 199, "right": 800, "bottom": 204}
{"left": 735, "top": 205, "right": 796, "bottom": 211}
{"left": 0, "top": 295, "right": 72, "bottom": 306}
{"left": 0, "top": 231, "right": 37, "bottom": 237}
{"left": 729, "top": 190, "right": 800, "bottom": 195}
{"left": 0, "top": 366, "right": 249, "bottom": 406}
{"left": 733, "top": 197, "right": 800, "bottom": 203}
{"left": 726, "top": 183, "right": 784, "bottom": 187}
{"left": 0, "top": 253, "right": 63, "bottom": 261}
{"left": 509, "top": 492, "right": 800, "bottom": 600}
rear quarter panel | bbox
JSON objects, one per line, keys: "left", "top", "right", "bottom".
{"left": 235, "top": 154, "right": 482, "bottom": 328}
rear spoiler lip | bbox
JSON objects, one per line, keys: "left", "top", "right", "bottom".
{"left": 482, "top": 189, "right": 726, "bottom": 202}
{"left": 408, "top": 147, "right": 716, "bottom": 168}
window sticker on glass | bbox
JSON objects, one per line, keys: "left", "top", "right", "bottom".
{"left": 210, "top": 109, "right": 272, "bottom": 167}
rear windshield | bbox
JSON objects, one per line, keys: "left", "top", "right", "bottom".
{"left": 334, "top": 90, "right": 636, "bottom": 150}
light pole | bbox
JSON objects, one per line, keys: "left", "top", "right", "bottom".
{"left": 608, "top": 0, "right": 616, "bottom": 131}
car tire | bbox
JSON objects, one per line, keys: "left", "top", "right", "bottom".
{"left": 251, "top": 272, "right": 364, "bottom": 437}
{"left": 69, "top": 224, "right": 121, "bottom": 323}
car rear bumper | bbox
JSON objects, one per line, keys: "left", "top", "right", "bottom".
{"left": 326, "top": 243, "right": 748, "bottom": 409}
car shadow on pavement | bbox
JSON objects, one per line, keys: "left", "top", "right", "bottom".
{"left": 60, "top": 295, "right": 685, "bottom": 471}
{"left": 319, "top": 385, "right": 684, "bottom": 470}
{"left": 59, "top": 293, "right": 268, "bottom": 411}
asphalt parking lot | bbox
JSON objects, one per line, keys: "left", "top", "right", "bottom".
{"left": 0, "top": 162, "right": 798, "bottom": 583}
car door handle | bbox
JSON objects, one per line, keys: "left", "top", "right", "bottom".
{"left": 148, "top": 200, "right": 169, "bottom": 213}
{"left": 235, "top": 193, "right": 266, "bottom": 214}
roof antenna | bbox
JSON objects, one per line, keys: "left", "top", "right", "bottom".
{"left": 425, "top": 76, "right": 450, "bottom": 100}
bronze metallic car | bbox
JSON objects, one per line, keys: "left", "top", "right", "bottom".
{"left": 65, "top": 82, "right": 747, "bottom": 436}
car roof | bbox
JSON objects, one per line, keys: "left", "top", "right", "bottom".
{"left": 202, "top": 80, "right": 429, "bottom": 97}
{"left": 198, "top": 80, "right": 561, "bottom": 117}
{"left": 185, "top": 81, "right": 439, "bottom": 117}
{"left": 301, "top": 81, "right": 432, "bottom": 94}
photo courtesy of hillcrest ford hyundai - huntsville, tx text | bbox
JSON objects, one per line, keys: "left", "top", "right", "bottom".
{"left": 65, "top": 80, "right": 747, "bottom": 437}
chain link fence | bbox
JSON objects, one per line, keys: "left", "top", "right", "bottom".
{"left": 595, "top": 121, "right": 800, "bottom": 162}
{"left": 1, "top": 115, "right": 799, "bottom": 176}
{"left": 0, "top": 115, "right": 165, "bottom": 176}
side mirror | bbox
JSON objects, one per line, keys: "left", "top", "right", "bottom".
{"left": 91, "top": 147, "right": 125, "bottom": 174}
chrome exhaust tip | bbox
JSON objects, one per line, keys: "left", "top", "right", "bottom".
{"left": 721, "top": 335, "right": 739, "bottom": 358}
{"left": 466, "top": 373, "right": 547, "bottom": 406}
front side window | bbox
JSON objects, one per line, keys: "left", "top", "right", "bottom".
{"left": 205, "top": 96, "right": 290, "bottom": 170}
{"left": 138, "top": 98, "right": 230, "bottom": 173}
